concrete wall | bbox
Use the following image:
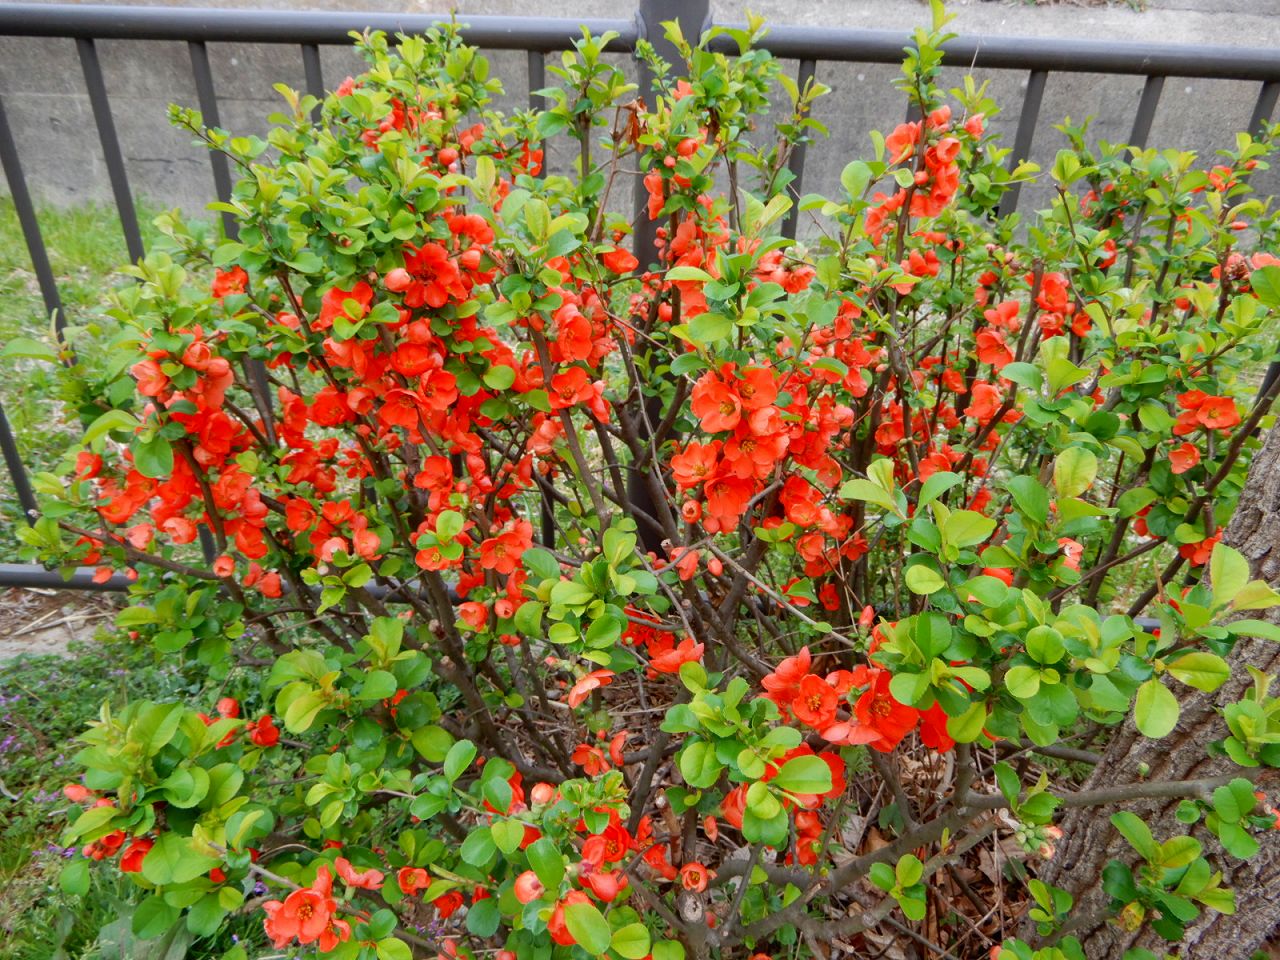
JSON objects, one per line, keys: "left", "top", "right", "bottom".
{"left": 3, "top": 0, "right": 1280, "bottom": 228}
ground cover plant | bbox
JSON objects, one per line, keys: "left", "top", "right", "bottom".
{"left": 12, "top": 2, "right": 1280, "bottom": 957}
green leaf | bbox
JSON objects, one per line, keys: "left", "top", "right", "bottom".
{"left": 1250, "top": 265, "right": 1280, "bottom": 307}
{"left": 905, "top": 565, "right": 946, "bottom": 595}
{"left": 1166, "top": 652, "right": 1230, "bottom": 692}
{"left": 358, "top": 669, "right": 398, "bottom": 700}
{"left": 895, "top": 854, "right": 923, "bottom": 887}
{"left": 131, "top": 894, "right": 180, "bottom": 939}
{"left": 1227, "top": 619, "right": 1280, "bottom": 643}
{"left": 741, "top": 805, "right": 789, "bottom": 846}
{"left": 1054, "top": 447, "right": 1099, "bottom": 498}
{"left": 612, "top": 923, "right": 652, "bottom": 960}
{"left": 943, "top": 510, "right": 996, "bottom": 548}
{"left": 917, "top": 471, "right": 962, "bottom": 508}
{"left": 689, "top": 312, "right": 732, "bottom": 344}
{"left": 678, "top": 741, "right": 725, "bottom": 789}
{"left": 526, "top": 836, "right": 566, "bottom": 891}
{"left": 377, "top": 938, "right": 414, "bottom": 960}
{"left": 128, "top": 435, "right": 172, "bottom": 481}
{"left": 1211, "top": 780, "right": 1256, "bottom": 824}
{"left": 410, "top": 725, "right": 454, "bottom": 762}
{"left": 771, "top": 755, "right": 834, "bottom": 796}
{"left": 840, "top": 160, "right": 871, "bottom": 198}
{"left": 1006, "top": 476, "right": 1049, "bottom": 526}
{"left": 141, "top": 833, "right": 220, "bottom": 886}
{"left": 900, "top": 894, "right": 928, "bottom": 921}
{"left": 436, "top": 510, "right": 464, "bottom": 541}
{"left": 1229, "top": 580, "right": 1280, "bottom": 612}
{"left": 1111, "top": 811, "right": 1159, "bottom": 862}
{"left": 1158, "top": 836, "right": 1203, "bottom": 870}
{"left": 869, "top": 862, "right": 895, "bottom": 891}
{"left": 522, "top": 547, "right": 560, "bottom": 581}
{"left": 0, "top": 336, "right": 58, "bottom": 363}
{"left": 84, "top": 409, "right": 140, "bottom": 447}
{"left": 466, "top": 897, "right": 501, "bottom": 937}
{"left": 1000, "top": 362, "right": 1043, "bottom": 391}
{"left": 443, "top": 740, "right": 476, "bottom": 781}
{"left": 491, "top": 818, "right": 525, "bottom": 854}
{"left": 483, "top": 365, "right": 516, "bottom": 390}
{"left": 59, "top": 859, "right": 90, "bottom": 896}
{"left": 665, "top": 266, "right": 713, "bottom": 282}
{"left": 460, "top": 827, "right": 496, "bottom": 867}
{"left": 1135, "top": 679, "right": 1179, "bottom": 739}
{"left": 839, "top": 478, "right": 898, "bottom": 513}
{"left": 1209, "top": 543, "right": 1250, "bottom": 608}
{"left": 564, "top": 900, "right": 612, "bottom": 955}
{"left": 1004, "top": 665, "right": 1041, "bottom": 700}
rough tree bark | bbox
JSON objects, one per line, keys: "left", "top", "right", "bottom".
{"left": 1035, "top": 423, "right": 1280, "bottom": 958}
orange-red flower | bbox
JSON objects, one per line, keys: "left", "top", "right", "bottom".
{"left": 648, "top": 635, "right": 704, "bottom": 674}
{"left": 262, "top": 867, "right": 348, "bottom": 951}
{"left": 514, "top": 870, "right": 545, "bottom": 903}
{"left": 211, "top": 266, "right": 248, "bottom": 299}
{"left": 679, "top": 861, "right": 711, "bottom": 892}
{"left": 853, "top": 671, "right": 919, "bottom": 752}
{"left": 1169, "top": 442, "right": 1201, "bottom": 474}
{"left": 120, "top": 837, "right": 153, "bottom": 873}
{"left": 567, "top": 669, "right": 615, "bottom": 708}
{"left": 334, "top": 857, "right": 384, "bottom": 890}
{"left": 691, "top": 374, "right": 742, "bottom": 433}
{"left": 792, "top": 673, "right": 839, "bottom": 730}
{"left": 398, "top": 866, "right": 430, "bottom": 895}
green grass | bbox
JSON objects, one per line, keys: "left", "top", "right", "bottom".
{"left": 0, "top": 197, "right": 159, "bottom": 560}
{"left": 0, "top": 637, "right": 177, "bottom": 960}
{"left": 0, "top": 635, "right": 269, "bottom": 960}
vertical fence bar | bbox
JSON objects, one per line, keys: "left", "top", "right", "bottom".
{"left": 527, "top": 49, "right": 546, "bottom": 180}
{"left": 1250, "top": 80, "right": 1280, "bottom": 134}
{"left": 0, "top": 92, "right": 66, "bottom": 335}
{"left": 301, "top": 42, "right": 324, "bottom": 121}
{"left": 628, "top": 0, "right": 712, "bottom": 551}
{"left": 0, "top": 401, "right": 39, "bottom": 523}
{"left": 997, "top": 69, "right": 1048, "bottom": 218}
{"left": 77, "top": 37, "right": 145, "bottom": 264}
{"left": 1257, "top": 87, "right": 1280, "bottom": 399}
{"left": 187, "top": 40, "right": 238, "bottom": 239}
{"left": 632, "top": 0, "right": 712, "bottom": 271}
{"left": 780, "top": 58, "right": 816, "bottom": 241}
{"left": 527, "top": 48, "right": 554, "bottom": 547}
{"left": 1128, "top": 74, "right": 1164, "bottom": 150}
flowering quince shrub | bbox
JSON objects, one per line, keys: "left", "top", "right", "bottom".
{"left": 21, "top": 4, "right": 1280, "bottom": 958}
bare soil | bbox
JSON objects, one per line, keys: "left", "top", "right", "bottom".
{"left": 0, "top": 587, "right": 115, "bottom": 660}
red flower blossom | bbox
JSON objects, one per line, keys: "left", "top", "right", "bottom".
{"left": 792, "top": 673, "right": 839, "bottom": 730}
{"left": 120, "top": 837, "right": 153, "bottom": 873}
{"left": 854, "top": 671, "right": 919, "bottom": 752}
{"left": 248, "top": 715, "right": 280, "bottom": 747}
{"left": 601, "top": 246, "right": 639, "bottom": 274}
{"left": 334, "top": 857, "right": 384, "bottom": 890}
{"left": 262, "top": 867, "right": 348, "bottom": 951}
{"left": 648, "top": 635, "right": 704, "bottom": 674}
{"left": 1170, "top": 442, "right": 1200, "bottom": 475}
{"left": 211, "top": 266, "right": 248, "bottom": 299}
{"left": 567, "top": 669, "right": 615, "bottom": 708}
{"left": 679, "top": 862, "right": 710, "bottom": 892}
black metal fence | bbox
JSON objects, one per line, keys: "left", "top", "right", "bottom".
{"left": 2, "top": 0, "right": 1280, "bottom": 592}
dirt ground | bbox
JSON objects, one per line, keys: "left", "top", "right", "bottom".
{"left": 0, "top": 587, "right": 116, "bottom": 660}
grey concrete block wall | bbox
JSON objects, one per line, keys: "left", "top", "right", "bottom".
{"left": 3, "top": 0, "right": 1280, "bottom": 231}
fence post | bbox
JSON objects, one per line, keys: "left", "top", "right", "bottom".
{"left": 631, "top": 0, "right": 711, "bottom": 271}
{"left": 627, "top": 0, "right": 711, "bottom": 552}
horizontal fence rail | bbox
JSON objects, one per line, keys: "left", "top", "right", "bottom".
{"left": 3, "top": 2, "right": 1280, "bottom": 592}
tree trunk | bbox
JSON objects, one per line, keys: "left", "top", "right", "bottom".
{"left": 1036, "top": 424, "right": 1280, "bottom": 958}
